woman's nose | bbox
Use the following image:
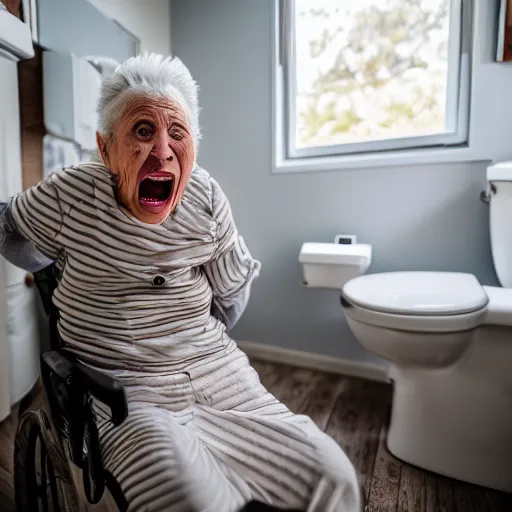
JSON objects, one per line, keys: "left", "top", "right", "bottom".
{"left": 152, "top": 131, "right": 176, "bottom": 161}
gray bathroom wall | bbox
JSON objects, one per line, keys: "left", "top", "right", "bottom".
{"left": 171, "top": 0, "right": 502, "bottom": 365}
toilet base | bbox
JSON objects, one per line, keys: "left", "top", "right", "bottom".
{"left": 387, "top": 360, "right": 512, "bottom": 493}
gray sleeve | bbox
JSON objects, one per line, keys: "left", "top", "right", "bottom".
{"left": 0, "top": 201, "right": 55, "bottom": 272}
{"left": 203, "top": 177, "right": 261, "bottom": 331}
{"left": 9, "top": 173, "right": 64, "bottom": 260}
{"left": 210, "top": 285, "right": 254, "bottom": 332}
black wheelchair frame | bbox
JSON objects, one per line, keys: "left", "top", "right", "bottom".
{"left": 14, "top": 263, "right": 129, "bottom": 511}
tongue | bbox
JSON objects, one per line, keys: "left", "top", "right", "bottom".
{"left": 139, "top": 180, "right": 169, "bottom": 201}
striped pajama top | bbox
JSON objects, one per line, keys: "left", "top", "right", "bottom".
{"left": 9, "top": 163, "right": 260, "bottom": 372}
{"left": 5, "top": 163, "right": 363, "bottom": 512}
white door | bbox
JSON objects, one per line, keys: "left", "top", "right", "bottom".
{"left": 0, "top": 51, "right": 18, "bottom": 421}
{"left": 0, "top": 233, "right": 9, "bottom": 422}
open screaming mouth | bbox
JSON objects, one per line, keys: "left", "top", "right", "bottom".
{"left": 139, "top": 175, "right": 174, "bottom": 208}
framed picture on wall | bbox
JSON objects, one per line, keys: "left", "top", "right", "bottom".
{"left": 1, "top": 1, "right": 21, "bottom": 18}
{"left": 497, "top": 0, "right": 512, "bottom": 61}
{"left": 1, "top": 1, "right": 37, "bottom": 41}
{"left": 16, "top": 0, "right": 38, "bottom": 42}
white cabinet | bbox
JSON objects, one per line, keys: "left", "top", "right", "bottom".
{"left": 0, "top": 9, "right": 37, "bottom": 422}
{"left": 0, "top": 54, "right": 26, "bottom": 288}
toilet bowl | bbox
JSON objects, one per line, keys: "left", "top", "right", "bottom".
{"left": 341, "top": 271, "right": 512, "bottom": 492}
{"left": 342, "top": 271, "right": 488, "bottom": 368}
{"left": 298, "top": 162, "right": 512, "bottom": 493}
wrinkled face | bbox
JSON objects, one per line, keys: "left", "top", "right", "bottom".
{"left": 97, "top": 95, "right": 195, "bottom": 224}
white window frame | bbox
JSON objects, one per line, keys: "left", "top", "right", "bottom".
{"left": 272, "top": 0, "right": 475, "bottom": 174}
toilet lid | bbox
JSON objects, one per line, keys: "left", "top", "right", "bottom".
{"left": 342, "top": 272, "right": 488, "bottom": 316}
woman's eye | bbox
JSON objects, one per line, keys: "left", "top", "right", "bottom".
{"left": 170, "top": 131, "right": 183, "bottom": 141}
{"left": 136, "top": 124, "right": 153, "bottom": 139}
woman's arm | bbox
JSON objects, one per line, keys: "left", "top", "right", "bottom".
{"left": 203, "top": 177, "right": 261, "bottom": 330}
{"left": 0, "top": 174, "right": 64, "bottom": 271}
{"left": 0, "top": 201, "right": 54, "bottom": 272}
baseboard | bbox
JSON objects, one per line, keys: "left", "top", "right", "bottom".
{"left": 238, "top": 341, "right": 390, "bottom": 383}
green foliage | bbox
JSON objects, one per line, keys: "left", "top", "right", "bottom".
{"left": 332, "top": 109, "right": 362, "bottom": 135}
{"left": 295, "top": 0, "right": 449, "bottom": 149}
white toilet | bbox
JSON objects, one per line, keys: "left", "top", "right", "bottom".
{"left": 299, "top": 162, "right": 512, "bottom": 493}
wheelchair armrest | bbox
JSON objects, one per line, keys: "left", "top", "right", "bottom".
{"left": 41, "top": 351, "right": 128, "bottom": 427}
{"left": 74, "top": 361, "right": 128, "bottom": 426}
{"left": 42, "top": 350, "right": 74, "bottom": 381}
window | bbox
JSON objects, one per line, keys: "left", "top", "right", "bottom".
{"left": 276, "top": 0, "right": 472, "bottom": 165}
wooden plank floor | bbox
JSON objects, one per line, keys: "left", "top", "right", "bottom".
{"left": 1, "top": 360, "right": 511, "bottom": 511}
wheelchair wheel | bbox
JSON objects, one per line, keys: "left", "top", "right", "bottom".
{"left": 14, "top": 409, "right": 79, "bottom": 512}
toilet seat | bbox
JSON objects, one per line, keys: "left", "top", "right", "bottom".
{"left": 343, "top": 301, "right": 487, "bottom": 333}
{"left": 342, "top": 271, "right": 489, "bottom": 333}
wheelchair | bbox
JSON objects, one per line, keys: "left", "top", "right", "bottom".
{"left": 13, "top": 263, "right": 302, "bottom": 512}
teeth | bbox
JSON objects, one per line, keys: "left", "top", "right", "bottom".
{"left": 141, "top": 198, "right": 165, "bottom": 204}
{"left": 146, "top": 176, "right": 172, "bottom": 181}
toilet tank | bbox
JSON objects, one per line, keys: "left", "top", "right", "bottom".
{"left": 487, "top": 162, "right": 512, "bottom": 288}
{"left": 299, "top": 242, "right": 372, "bottom": 290}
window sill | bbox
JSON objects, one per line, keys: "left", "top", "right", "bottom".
{"left": 273, "top": 145, "right": 492, "bottom": 175}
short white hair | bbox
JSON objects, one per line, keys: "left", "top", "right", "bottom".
{"left": 97, "top": 53, "right": 201, "bottom": 149}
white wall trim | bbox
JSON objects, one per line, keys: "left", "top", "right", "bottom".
{"left": 238, "top": 341, "right": 390, "bottom": 384}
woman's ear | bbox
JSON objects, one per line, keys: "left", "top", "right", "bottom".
{"left": 96, "top": 131, "right": 109, "bottom": 166}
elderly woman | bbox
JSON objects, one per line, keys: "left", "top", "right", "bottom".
{"left": 1, "top": 53, "right": 360, "bottom": 512}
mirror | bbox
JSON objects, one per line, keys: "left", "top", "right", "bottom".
{"left": 37, "top": 0, "right": 140, "bottom": 62}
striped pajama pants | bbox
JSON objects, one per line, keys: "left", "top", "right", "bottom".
{"left": 93, "top": 346, "right": 361, "bottom": 512}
